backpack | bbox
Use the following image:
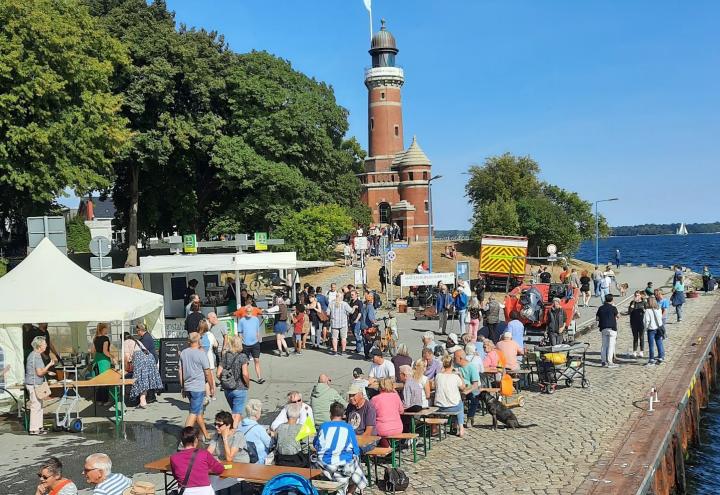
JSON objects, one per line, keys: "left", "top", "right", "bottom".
{"left": 220, "top": 353, "right": 241, "bottom": 390}
{"left": 373, "top": 291, "right": 382, "bottom": 309}
{"left": 240, "top": 424, "right": 260, "bottom": 463}
{"left": 380, "top": 467, "right": 409, "bottom": 493}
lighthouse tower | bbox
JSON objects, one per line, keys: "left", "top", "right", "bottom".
{"left": 360, "top": 20, "right": 431, "bottom": 240}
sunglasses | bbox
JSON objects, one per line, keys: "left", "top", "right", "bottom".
{"left": 37, "top": 473, "right": 52, "bottom": 480}
{"left": 214, "top": 423, "right": 225, "bottom": 427}
{"left": 290, "top": 399, "right": 302, "bottom": 404}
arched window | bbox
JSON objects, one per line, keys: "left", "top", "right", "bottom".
{"left": 378, "top": 202, "right": 391, "bottom": 224}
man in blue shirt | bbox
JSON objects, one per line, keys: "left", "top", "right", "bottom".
{"left": 316, "top": 286, "right": 330, "bottom": 345}
{"left": 435, "top": 284, "right": 452, "bottom": 335}
{"left": 238, "top": 304, "right": 265, "bottom": 384}
{"left": 314, "top": 402, "right": 368, "bottom": 493}
{"left": 506, "top": 311, "right": 525, "bottom": 350}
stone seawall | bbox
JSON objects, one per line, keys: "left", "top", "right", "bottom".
{"left": 581, "top": 297, "right": 720, "bottom": 494}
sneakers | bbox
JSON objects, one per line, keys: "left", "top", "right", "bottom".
{"left": 607, "top": 363, "right": 619, "bottom": 369}
{"left": 600, "top": 362, "right": 608, "bottom": 367}
{"left": 644, "top": 360, "right": 656, "bottom": 367}
{"left": 638, "top": 351, "right": 644, "bottom": 358}
{"left": 631, "top": 351, "right": 638, "bottom": 358}
{"left": 656, "top": 358, "right": 664, "bottom": 365}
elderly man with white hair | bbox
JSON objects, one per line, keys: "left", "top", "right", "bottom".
{"left": 271, "top": 391, "right": 314, "bottom": 431}
{"left": 83, "top": 453, "right": 131, "bottom": 495}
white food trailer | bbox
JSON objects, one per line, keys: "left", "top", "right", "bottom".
{"left": 106, "top": 251, "right": 333, "bottom": 338}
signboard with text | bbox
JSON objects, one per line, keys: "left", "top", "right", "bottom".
{"left": 254, "top": 232, "right": 268, "bottom": 251}
{"left": 182, "top": 234, "right": 198, "bottom": 253}
{"left": 400, "top": 272, "right": 455, "bottom": 287}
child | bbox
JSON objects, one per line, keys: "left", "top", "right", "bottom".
{"left": 291, "top": 304, "right": 306, "bottom": 355}
{"left": 385, "top": 311, "right": 398, "bottom": 339}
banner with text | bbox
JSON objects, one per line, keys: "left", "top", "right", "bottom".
{"left": 400, "top": 272, "right": 455, "bottom": 287}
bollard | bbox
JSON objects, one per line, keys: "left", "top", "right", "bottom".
{"left": 653, "top": 387, "right": 659, "bottom": 403}
{"left": 649, "top": 393, "right": 654, "bottom": 412}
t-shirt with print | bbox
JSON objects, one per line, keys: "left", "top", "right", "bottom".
{"left": 345, "top": 400, "right": 377, "bottom": 435}
{"left": 179, "top": 347, "right": 209, "bottom": 392}
{"left": 209, "top": 430, "right": 250, "bottom": 463}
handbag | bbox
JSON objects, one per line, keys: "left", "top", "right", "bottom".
{"left": 169, "top": 448, "right": 198, "bottom": 495}
{"left": 34, "top": 381, "right": 52, "bottom": 400}
{"left": 650, "top": 310, "right": 666, "bottom": 339}
{"left": 380, "top": 467, "right": 409, "bottom": 493}
{"left": 318, "top": 310, "right": 329, "bottom": 323}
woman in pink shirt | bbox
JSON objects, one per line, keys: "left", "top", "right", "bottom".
{"left": 370, "top": 377, "right": 404, "bottom": 442}
{"left": 482, "top": 340, "right": 501, "bottom": 370}
{"left": 170, "top": 427, "right": 224, "bottom": 495}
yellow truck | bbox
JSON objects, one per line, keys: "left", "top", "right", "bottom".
{"left": 478, "top": 235, "right": 529, "bottom": 291}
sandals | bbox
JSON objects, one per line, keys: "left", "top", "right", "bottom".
{"left": 29, "top": 430, "right": 48, "bottom": 436}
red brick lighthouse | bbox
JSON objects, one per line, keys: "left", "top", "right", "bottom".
{"left": 359, "top": 20, "right": 432, "bottom": 240}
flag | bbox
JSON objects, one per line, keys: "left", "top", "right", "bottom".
{"left": 363, "top": 0, "right": 371, "bottom": 13}
{"left": 295, "top": 415, "right": 316, "bottom": 442}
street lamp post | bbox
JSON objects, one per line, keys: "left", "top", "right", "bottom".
{"left": 427, "top": 175, "right": 442, "bottom": 272}
{"left": 595, "top": 198, "right": 619, "bottom": 266}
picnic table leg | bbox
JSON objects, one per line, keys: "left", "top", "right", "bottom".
{"left": 365, "top": 455, "right": 372, "bottom": 486}
{"left": 412, "top": 436, "right": 417, "bottom": 463}
{"left": 390, "top": 439, "right": 398, "bottom": 468}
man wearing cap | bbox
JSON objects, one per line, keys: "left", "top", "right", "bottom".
{"left": 345, "top": 384, "right": 377, "bottom": 437}
{"left": 446, "top": 333, "right": 462, "bottom": 354}
{"left": 310, "top": 374, "right": 347, "bottom": 427}
{"left": 350, "top": 368, "right": 369, "bottom": 399}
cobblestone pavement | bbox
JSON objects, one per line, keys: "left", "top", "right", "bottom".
{"left": 367, "top": 293, "right": 719, "bottom": 495}
{"left": 1, "top": 266, "right": 715, "bottom": 495}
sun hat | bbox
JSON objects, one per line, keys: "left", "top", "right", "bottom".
{"left": 348, "top": 384, "right": 364, "bottom": 396}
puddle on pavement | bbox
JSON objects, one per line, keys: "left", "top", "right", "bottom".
{"left": 0, "top": 420, "right": 181, "bottom": 495}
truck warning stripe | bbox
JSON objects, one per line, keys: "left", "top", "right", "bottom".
{"left": 480, "top": 245, "right": 526, "bottom": 274}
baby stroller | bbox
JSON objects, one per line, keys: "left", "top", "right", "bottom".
{"left": 262, "top": 473, "right": 319, "bottom": 495}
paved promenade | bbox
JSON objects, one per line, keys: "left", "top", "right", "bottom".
{"left": 1, "top": 266, "right": 716, "bottom": 495}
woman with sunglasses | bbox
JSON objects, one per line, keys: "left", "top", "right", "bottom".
{"left": 35, "top": 457, "right": 77, "bottom": 495}
{"left": 207, "top": 411, "right": 250, "bottom": 492}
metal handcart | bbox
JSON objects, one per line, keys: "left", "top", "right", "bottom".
{"left": 55, "top": 365, "right": 83, "bottom": 432}
{"left": 533, "top": 342, "right": 590, "bottom": 394}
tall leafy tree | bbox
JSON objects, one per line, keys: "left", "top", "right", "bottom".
{"left": 465, "top": 153, "right": 608, "bottom": 254}
{"left": 0, "top": 0, "right": 129, "bottom": 240}
{"left": 274, "top": 204, "right": 354, "bottom": 260}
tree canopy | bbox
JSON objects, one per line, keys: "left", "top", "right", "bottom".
{"left": 274, "top": 204, "right": 354, "bottom": 260}
{"left": 0, "top": 0, "right": 129, "bottom": 240}
{"left": 465, "top": 153, "right": 608, "bottom": 254}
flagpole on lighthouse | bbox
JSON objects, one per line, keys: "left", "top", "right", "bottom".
{"left": 364, "top": 0, "right": 373, "bottom": 40}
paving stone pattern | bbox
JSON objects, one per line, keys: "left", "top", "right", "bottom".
{"left": 365, "top": 294, "right": 719, "bottom": 495}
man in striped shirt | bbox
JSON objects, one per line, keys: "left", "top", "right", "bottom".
{"left": 313, "top": 402, "right": 367, "bottom": 495}
{"left": 83, "top": 454, "right": 131, "bottom": 495}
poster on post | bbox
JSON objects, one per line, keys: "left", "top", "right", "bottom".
{"left": 400, "top": 272, "right": 455, "bottom": 287}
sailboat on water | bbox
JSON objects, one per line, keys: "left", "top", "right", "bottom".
{"left": 677, "top": 223, "right": 689, "bottom": 235}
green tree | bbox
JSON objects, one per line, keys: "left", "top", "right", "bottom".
{"left": 66, "top": 215, "right": 92, "bottom": 253}
{"left": 469, "top": 198, "right": 520, "bottom": 241}
{"left": 274, "top": 204, "right": 353, "bottom": 260}
{"left": 86, "top": 1, "right": 366, "bottom": 263}
{"left": 0, "top": 0, "right": 129, "bottom": 241}
{"left": 465, "top": 153, "right": 606, "bottom": 253}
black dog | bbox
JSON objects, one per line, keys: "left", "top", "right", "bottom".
{"left": 479, "top": 391, "right": 537, "bottom": 429}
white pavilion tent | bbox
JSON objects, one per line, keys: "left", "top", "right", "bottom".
{"left": 0, "top": 238, "right": 164, "bottom": 405}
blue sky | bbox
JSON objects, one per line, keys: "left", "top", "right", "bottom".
{"left": 76, "top": 0, "right": 720, "bottom": 229}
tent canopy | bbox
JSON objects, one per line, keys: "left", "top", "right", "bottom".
{"left": 0, "top": 238, "right": 163, "bottom": 324}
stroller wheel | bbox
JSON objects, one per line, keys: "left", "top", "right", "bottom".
{"left": 565, "top": 379, "right": 574, "bottom": 387}
{"left": 581, "top": 379, "right": 590, "bottom": 389}
{"left": 70, "top": 418, "right": 83, "bottom": 432}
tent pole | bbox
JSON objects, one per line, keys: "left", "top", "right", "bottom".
{"left": 120, "top": 320, "right": 125, "bottom": 429}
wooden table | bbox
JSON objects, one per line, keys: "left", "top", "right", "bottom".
{"left": 401, "top": 407, "right": 438, "bottom": 457}
{"left": 357, "top": 435, "right": 381, "bottom": 448}
{"left": 144, "top": 456, "right": 321, "bottom": 494}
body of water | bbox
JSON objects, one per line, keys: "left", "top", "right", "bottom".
{"left": 577, "top": 233, "right": 719, "bottom": 492}
{"left": 575, "top": 233, "right": 720, "bottom": 275}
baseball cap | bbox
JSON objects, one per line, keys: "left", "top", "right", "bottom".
{"left": 348, "top": 384, "right": 364, "bottom": 396}
{"left": 352, "top": 367, "right": 364, "bottom": 378}
{"left": 448, "top": 333, "right": 459, "bottom": 345}
{"left": 370, "top": 348, "right": 383, "bottom": 357}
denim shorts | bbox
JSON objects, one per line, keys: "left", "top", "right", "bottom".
{"left": 187, "top": 390, "right": 205, "bottom": 415}
{"left": 225, "top": 388, "right": 248, "bottom": 415}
